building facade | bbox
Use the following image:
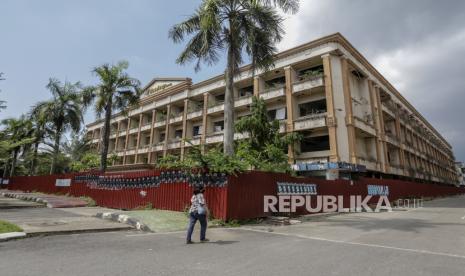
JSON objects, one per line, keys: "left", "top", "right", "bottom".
{"left": 86, "top": 33, "right": 458, "bottom": 184}
{"left": 456, "top": 162, "right": 465, "bottom": 186}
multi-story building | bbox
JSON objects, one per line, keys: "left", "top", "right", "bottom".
{"left": 456, "top": 162, "right": 465, "bottom": 186}
{"left": 86, "top": 33, "right": 458, "bottom": 184}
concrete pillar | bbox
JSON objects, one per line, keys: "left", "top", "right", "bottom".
{"left": 368, "top": 80, "right": 382, "bottom": 171}
{"left": 322, "top": 54, "right": 339, "bottom": 162}
{"left": 123, "top": 118, "right": 131, "bottom": 165}
{"left": 201, "top": 93, "right": 209, "bottom": 154}
{"left": 284, "top": 66, "right": 296, "bottom": 164}
{"left": 341, "top": 57, "right": 357, "bottom": 164}
{"left": 134, "top": 113, "right": 143, "bottom": 162}
{"left": 148, "top": 110, "right": 156, "bottom": 164}
{"left": 180, "top": 99, "right": 189, "bottom": 160}
{"left": 374, "top": 86, "right": 389, "bottom": 173}
{"left": 163, "top": 105, "right": 171, "bottom": 157}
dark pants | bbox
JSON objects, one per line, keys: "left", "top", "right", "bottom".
{"left": 186, "top": 212, "right": 207, "bottom": 242}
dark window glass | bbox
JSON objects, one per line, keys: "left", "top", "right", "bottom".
{"left": 267, "top": 107, "right": 286, "bottom": 121}
{"left": 239, "top": 86, "right": 253, "bottom": 97}
{"left": 214, "top": 121, "right": 224, "bottom": 132}
{"left": 265, "top": 76, "right": 286, "bottom": 89}
{"left": 299, "top": 99, "right": 327, "bottom": 117}
{"left": 301, "top": 135, "right": 330, "bottom": 152}
{"left": 215, "top": 94, "right": 225, "bottom": 102}
{"left": 193, "top": 125, "right": 202, "bottom": 137}
{"left": 174, "top": 129, "right": 183, "bottom": 139}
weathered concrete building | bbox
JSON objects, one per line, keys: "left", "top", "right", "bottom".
{"left": 86, "top": 33, "right": 458, "bottom": 184}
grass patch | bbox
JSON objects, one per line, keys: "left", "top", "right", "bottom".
{"left": 126, "top": 210, "right": 187, "bottom": 232}
{"left": 0, "top": 220, "right": 23, "bottom": 234}
{"left": 79, "top": 196, "right": 97, "bottom": 207}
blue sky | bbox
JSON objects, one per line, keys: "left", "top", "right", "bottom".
{"left": 1, "top": 0, "right": 465, "bottom": 161}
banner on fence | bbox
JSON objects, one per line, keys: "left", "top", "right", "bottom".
{"left": 277, "top": 182, "right": 318, "bottom": 195}
{"left": 0, "top": 178, "right": 9, "bottom": 185}
{"left": 55, "top": 179, "right": 71, "bottom": 187}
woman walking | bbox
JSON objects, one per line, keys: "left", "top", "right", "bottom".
{"left": 186, "top": 186, "right": 208, "bottom": 244}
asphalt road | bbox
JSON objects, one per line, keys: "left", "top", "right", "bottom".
{"left": 1, "top": 195, "right": 465, "bottom": 276}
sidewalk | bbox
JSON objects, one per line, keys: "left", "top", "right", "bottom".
{"left": 0, "top": 192, "right": 132, "bottom": 238}
{"left": 0, "top": 194, "right": 44, "bottom": 209}
{"left": 1, "top": 190, "right": 87, "bottom": 208}
{"left": 0, "top": 207, "right": 132, "bottom": 236}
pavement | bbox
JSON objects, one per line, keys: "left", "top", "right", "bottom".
{"left": 0, "top": 195, "right": 464, "bottom": 275}
{"left": 0, "top": 193, "right": 132, "bottom": 237}
{"left": 1, "top": 190, "right": 88, "bottom": 208}
{"left": 0, "top": 207, "right": 132, "bottom": 236}
{"left": 0, "top": 195, "right": 44, "bottom": 209}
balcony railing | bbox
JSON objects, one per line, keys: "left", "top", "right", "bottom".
{"left": 292, "top": 75, "right": 324, "bottom": 94}
{"left": 206, "top": 132, "right": 224, "bottom": 144}
{"left": 169, "top": 114, "right": 184, "bottom": 124}
{"left": 167, "top": 139, "right": 182, "bottom": 149}
{"left": 154, "top": 120, "right": 166, "bottom": 128}
{"left": 185, "top": 137, "right": 201, "bottom": 146}
{"left": 234, "top": 95, "right": 253, "bottom": 108}
{"left": 207, "top": 102, "right": 224, "bottom": 114}
{"left": 187, "top": 110, "right": 203, "bottom": 120}
{"left": 153, "top": 142, "right": 164, "bottom": 151}
{"left": 260, "top": 85, "right": 285, "bottom": 101}
{"left": 293, "top": 113, "right": 327, "bottom": 131}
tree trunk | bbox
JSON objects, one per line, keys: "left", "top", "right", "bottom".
{"left": 29, "top": 141, "right": 39, "bottom": 175}
{"left": 3, "top": 157, "right": 10, "bottom": 179}
{"left": 100, "top": 101, "right": 112, "bottom": 172}
{"left": 9, "top": 149, "right": 18, "bottom": 177}
{"left": 223, "top": 27, "right": 236, "bottom": 156}
{"left": 50, "top": 128, "right": 62, "bottom": 175}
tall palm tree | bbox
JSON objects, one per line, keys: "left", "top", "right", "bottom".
{"left": 1, "top": 116, "right": 34, "bottom": 177}
{"left": 83, "top": 61, "right": 141, "bottom": 172}
{"left": 28, "top": 103, "right": 50, "bottom": 175}
{"left": 169, "top": 0, "right": 299, "bottom": 156}
{"left": 36, "top": 79, "right": 84, "bottom": 174}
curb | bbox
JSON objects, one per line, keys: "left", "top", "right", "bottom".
{"left": 1, "top": 192, "right": 48, "bottom": 207}
{"left": 0, "top": 232, "right": 27, "bottom": 242}
{"left": 95, "top": 212, "right": 152, "bottom": 232}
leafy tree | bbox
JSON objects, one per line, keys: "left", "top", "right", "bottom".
{"left": 70, "top": 153, "right": 100, "bottom": 172}
{"left": 83, "top": 61, "right": 141, "bottom": 172}
{"left": 235, "top": 96, "right": 300, "bottom": 172}
{"left": 35, "top": 79, "right": 84, "bottom": 174}
{"left": 169, "top": 0, "right": 299, "bottom": 156}
{"left": 62, "top": 131, "right": 92, "bottom": 161}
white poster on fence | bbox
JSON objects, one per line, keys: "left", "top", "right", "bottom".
{"left": 55, "top": 179, "right": 71, "bottom": 187}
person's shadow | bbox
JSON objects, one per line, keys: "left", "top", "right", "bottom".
{"left": 202, "top": 240, "right": 239, "bottom": 245}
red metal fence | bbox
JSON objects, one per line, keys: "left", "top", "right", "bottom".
{"left": 3, "top": 170, "right": 464, "bottom": 220}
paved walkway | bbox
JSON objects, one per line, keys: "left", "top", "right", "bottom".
{"left": 0, "top": 192, "right": 132, "bottom": 236}
{"left": 0, "top": 206, "right": 132, "bottom": 235}
{"left": 1, "top": 190, "right": 87, "bottom": 208}
{"left": 0, "top": 195, "right": 44, "bottom": 209}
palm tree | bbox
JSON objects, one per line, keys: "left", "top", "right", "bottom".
{"left": 169, "top": 0, "right": 299, "bottom": 156}
{"left": 36, "top": 79, "right": 84, "bottom": 174}
{"left": 1, "top": 116, "right": 34, "bottom": 177}
{"left": 28, "top": 103, "right": 50, "bottom": 175}
{"left": 83, "top": 61, "right": 141, "bottom": 172}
